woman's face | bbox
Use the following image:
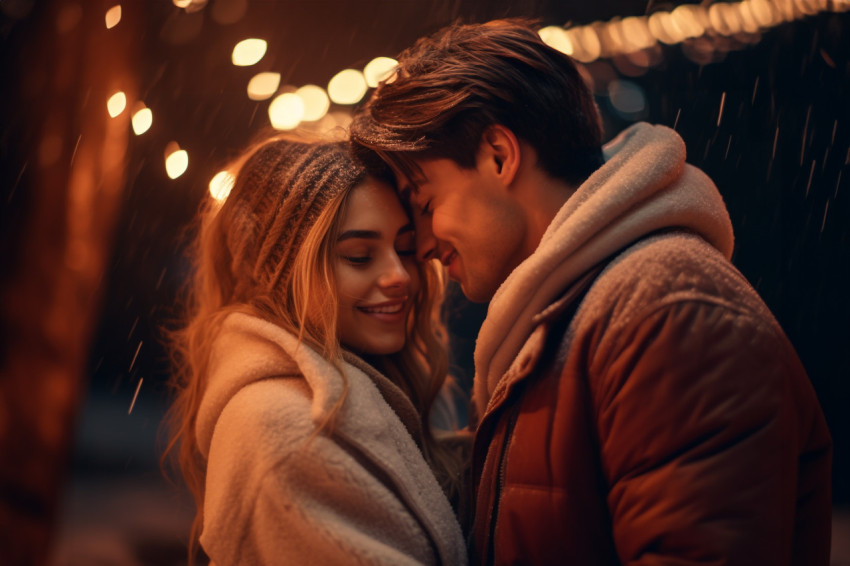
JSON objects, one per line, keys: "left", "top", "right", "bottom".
{"left": 334, "top": 178, "right": 420, "bottom": 356}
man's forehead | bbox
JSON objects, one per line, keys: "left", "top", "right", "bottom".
{"left": 393, "top": 166, "right": 427, "bottom": 200}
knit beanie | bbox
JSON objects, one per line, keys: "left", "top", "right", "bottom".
{"left": 223, "top": 138, "right": 364, "bottom": 295}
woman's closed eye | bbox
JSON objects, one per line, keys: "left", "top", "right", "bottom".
{"left": 341, "top": 254, "right": 371, "bottom": 266}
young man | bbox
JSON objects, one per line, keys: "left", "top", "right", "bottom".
{"left": 350, "top": 19, "right": 832, "bottom": 566}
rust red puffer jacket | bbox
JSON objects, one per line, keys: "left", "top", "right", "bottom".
{"left": 468, "top": 233, "right": 832, "bottom": 565}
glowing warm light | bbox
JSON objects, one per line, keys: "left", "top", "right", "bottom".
{"left": 107, "top": 91, "right": 126, "bottom": 117}
{"left": 165, "top": 144, "right": 189, "bottom": 179}
{"left": 618, "top": 17, "right": 656, "bottom": 52}
{"left": 105, "top": 5, "right": 121, "bottom": 29}
{"left": 735, "top": 1, "right": 763, "bottom": 33}
{"left": 602, "top": 22, "right": 626, "bottom": 54}
{"left": 565, "top": 26, "right": 602, "bottom": 63}
{"left": 246, "top": 72, "right": 281, "bottom": 101}
{"left": 209, "top": 170, "right": 235, "bottom": 202}
{"left": 173, "top": 0, "right": 192, "bottom": 7}
{"left": 363, "top": 57, "right": 398, "bottom": 88}
{"left": 327, "top": 69, "right": 368, "bottom": 105}
{"left": 708, "top": 2, "right": 740, "bottom": 35}
{"left": 748, "top": 0, "right": 780, "bottom": 26}
{"left": 232, "top": 38, "right": 267, "bottom": 66}
{"left": 539, "top": 26, "right": 574, "bottom": 56}
{"left": 670, "top": 5, "right": 706, "bottom": 38}
{"left": 132, "top": 106, "right": 153, "bottom": 135}
{"left": 268, "top": 93, "right": 304, "bottom": 130}
{"left": 797, "top": 0, "right": 824, "bottom": 15}
{"left": 650, "top": 10, "right": 687, "bottom": 44}
{"left": 296, "top": 84, "right": 330, "bottom": 121}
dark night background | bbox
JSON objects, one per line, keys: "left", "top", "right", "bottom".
{"left": 1, "top": 1, "right": 848, "bottom": 564}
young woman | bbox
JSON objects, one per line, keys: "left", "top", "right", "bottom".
{"left": 164, "top": 136, "right": 467, "bottom": 565}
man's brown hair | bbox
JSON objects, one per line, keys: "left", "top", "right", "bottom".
{"left": 351, "top": 18, "right": 605, "bottom": 187}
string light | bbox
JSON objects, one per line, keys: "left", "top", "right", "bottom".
{"left": 165, "top": 142, "right": 189, "bottom": 179}
{"left": 146, "top": 0, "right": 848, "bottom": 181}
{"left": 105, "top": 5, "right": 121, "bottom": 29}
{"left": 246, "top": 72, "right": 281, "bottom": 101}
{"left": 107, "top": 91, "right": 126, "bottom": 118}
{"left": 268, "top": 93, "right": 304, "bottom": 130}
{"left": 295, "top": 85, "right": 330, "bottom": 122}
{"left": 232, "top": 38, "right": 267, "bottom": 66}
{"left": 363, "top": 57, "right": 398, "bottom": 88}
{"left": 131, "top": 104, "right": 153, "bottom": 135}
{"left": 327, "top": 69, "right": 367, "bottom": 105}
{"left": 536, "top": 0, "right": 848, "bottom": 65}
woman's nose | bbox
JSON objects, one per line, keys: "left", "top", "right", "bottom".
{"left": 379, "top": 252, "right": 412, "bottom": 289}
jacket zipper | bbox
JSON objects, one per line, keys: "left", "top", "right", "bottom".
{"left": 486, "top": 404, "right": 520, "bottom": 566}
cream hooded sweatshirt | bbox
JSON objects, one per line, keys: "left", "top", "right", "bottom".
{"left": 473, "top": 122, "right": 735, "bottom": 414}
{"left": 196, "top": 312, "right": 467, "bottom": 565}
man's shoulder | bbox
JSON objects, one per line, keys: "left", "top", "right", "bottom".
{"left": 569, "top": 232, "right": 776, "bottom": 336}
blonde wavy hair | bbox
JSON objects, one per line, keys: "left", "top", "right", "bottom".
{"left": 163, "top": 135, "right": 464, "bottom": 563}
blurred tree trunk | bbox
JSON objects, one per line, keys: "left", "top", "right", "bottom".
{"left": 0, "top": 1, "right": 137, "bottom": 563}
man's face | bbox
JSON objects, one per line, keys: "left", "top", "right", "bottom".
{"left": 400, "top": 155, "right": 526, "bottom": 303}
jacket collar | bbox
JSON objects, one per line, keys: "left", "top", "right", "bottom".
{"left": 472, "top": 122, "right": 734, "bottom": 417}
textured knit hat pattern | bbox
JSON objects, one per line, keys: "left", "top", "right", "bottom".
{"left": 226, "top": 139, "right": 362, "bottom": 294}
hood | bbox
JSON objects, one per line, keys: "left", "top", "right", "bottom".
{"left": 473, "top": 122, "right": 735, "bottom": 413}
{"left": 196, "top": 313, "right": 341, "bottom": 458}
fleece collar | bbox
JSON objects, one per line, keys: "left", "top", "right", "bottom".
{"left": 473, "top": 122, "right": 734, "bottom": 415}
{"left": 196, "top": 312, "right": 421, "bottom": 458}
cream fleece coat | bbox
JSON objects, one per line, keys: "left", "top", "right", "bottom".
{"left": 473, "top": 122, "right": 735, "bottom": 413}
{"left": 196, "top": 312, "right": 467, "bottom": 565}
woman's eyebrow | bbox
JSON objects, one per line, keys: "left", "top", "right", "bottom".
{"left": 338, "top": 229, "right": 381, "bottom": 242}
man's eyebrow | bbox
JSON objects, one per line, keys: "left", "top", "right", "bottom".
{"left": 337, "top": 229, "right": 381, "bottom": 242}
{"left": 398, "top": 223, "right": 414, "bottom": 235}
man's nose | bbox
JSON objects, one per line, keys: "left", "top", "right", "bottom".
{"left": 415, "top": 213, "right": 437, "bottom": 262}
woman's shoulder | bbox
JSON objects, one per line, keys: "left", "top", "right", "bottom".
{"left": 211, "top": 377, "right": 316, "bottom": 460}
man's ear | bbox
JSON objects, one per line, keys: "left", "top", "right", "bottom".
{"left": 478, "top": 124, "right": 521, "bottom": 187}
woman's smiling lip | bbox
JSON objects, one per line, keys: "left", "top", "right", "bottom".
{"left": 357, "top": 298, "right": 409, "bottom": 322}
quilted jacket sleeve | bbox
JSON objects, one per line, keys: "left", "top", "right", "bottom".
{"left": 590, "top": 295, "right": 831, "bottom": 566}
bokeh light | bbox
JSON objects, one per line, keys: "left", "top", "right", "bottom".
{"left": 231, "top": 38, "right": 267, "bottom": 66}
{"left": 539, "top": 26, "right": 574, "bottom": 56}
{"left": 566, "top": 26, "right": 602, "bottom": 62}
{"left": 209, "top": 170, "right": 235, "bottom": 202}
{"left": 619, "top": 16, "right": 656, "bottom": 52}
{"left": 105, "top": 5, "right": 121, "bottom": 29}
{"left": 107, "top": 91, "right": 126, "bottom": 118}
{"left": 131, "top": 105, "right": 153, "bottom": 135}
{"left": 363, "top": 57, "right": 398, "bottom": 88}
{"left": 607, "top": 79, "right": 647, "bottom": 120}
{"left": 165, "top": 143, "right": 189, "bottom": 179}
{"left": 268, "top": 92, "right": 304, "bottom": 130}
{"left": 246, "top": 72, "right": 281, "bottom": 101}
{"left": 327, "top": 69, "right": 367, "bottom": 105}
{"left": 295, "top": 84, "right": 330, "bottom": 122}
